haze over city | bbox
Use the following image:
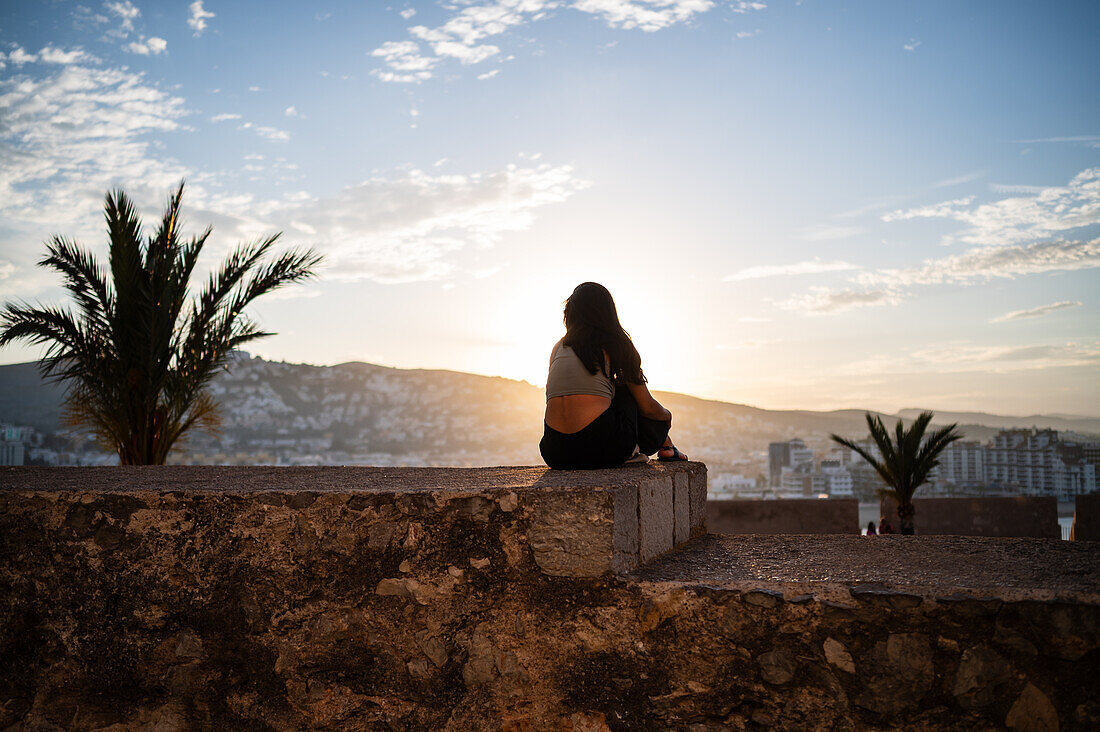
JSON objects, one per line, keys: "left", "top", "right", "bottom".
{"left": 1, "top": 0, "right": 1097, "bottom": 416}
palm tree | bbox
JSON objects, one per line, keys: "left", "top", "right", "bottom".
{"left": 831, "top": 412, "right": 962, "bottom": 535}
{"left": 0, "top": 183, "right": 322, "bottom": 465}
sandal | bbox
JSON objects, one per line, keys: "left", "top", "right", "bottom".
{"left": 657, "top": 445, "right": 688, "bottom": 462}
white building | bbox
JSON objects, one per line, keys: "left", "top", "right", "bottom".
{"left": 820, "top": 459, "right": 854, "bottom": 497}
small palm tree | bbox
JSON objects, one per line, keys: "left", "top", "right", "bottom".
{"left": 0, "top": 183, "right": 322, "bottom": 464}
{"left": 831, "top": 412, "right": 962, "bottom": 535}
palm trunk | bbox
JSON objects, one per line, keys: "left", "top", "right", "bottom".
{"left": 897, "top": 501, "right": 916, "bottom": 535}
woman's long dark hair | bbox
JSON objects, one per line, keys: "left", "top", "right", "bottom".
{"left": 562, "top": 282, "right": 645, "bottom": 385}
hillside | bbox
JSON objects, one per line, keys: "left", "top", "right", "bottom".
{"left": 1, "top": 355, "right": 1096, "bottom": 467}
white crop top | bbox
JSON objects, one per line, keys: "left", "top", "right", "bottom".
{"left": 545, "top": 339, "right": 615, "bottom": 401}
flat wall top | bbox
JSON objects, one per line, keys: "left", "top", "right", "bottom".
{"left": 633, "top": 534, "right": 1100, "bottom": 603}
{"left": 0, "top": 462, "right": 704, "bottom": 494}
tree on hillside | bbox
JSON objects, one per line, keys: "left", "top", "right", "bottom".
{"left": 0, "top": 183, "right": 322, "bottom": 465}
{"left": 831, "top": 411, "right": 962, "bottom": 535}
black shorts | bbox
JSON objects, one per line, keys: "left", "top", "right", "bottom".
{"left": 540, "top": 387, "right": 671, "bottom": 470}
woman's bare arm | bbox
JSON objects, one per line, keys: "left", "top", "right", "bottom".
{"left": 627, "top": 381, "right": 672, "bottom": 423}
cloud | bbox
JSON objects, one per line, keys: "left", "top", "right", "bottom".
{"left": 991, "top": 301, "right": 1083, "bottom": 323}
{"left": 735, "top": 29, "right": 760, "bottom": 38}
{"left": 126, "top": 36, "right": 168, "bottom": 55}
{"left": 371, "top": 0, "right": 765, "bottom": 82}
{"left": 882, "top": 168, "right": 1100, "bottom": 247}
{"left": 0, "top": 61, "right": 188, "bottom": 239}
{"left": 38, "top": 46, "right": 95, "bottom": 64}
{"left": 0, "top": 53, "right": 587, "bottom": 293}
{"left": 210, "top": 113, "right": 242, "bottom": 122}
{"left": 188, "top": 1, "right": 215, "bottom": 36}
{"left": 903, "top": 38, "right": 920, "bottom": 51}
{"left": 859, "top": 238, "right": 1100, "bottom": 288}
{"left": 370, "top": 40, "right": 437, "bottom": 83}
{"left": 1013, "top": 135, "right": 1100, "bottom": 149}
{"left": 781, "top": 288, "right": 901, "bottom": 314}
{"left": 797, "top": 224, "right": 865, "bottom": 241}
{"left": 285, "top": 106, "right": 300, "bottom": 117}
{"left": 477, "top": 68, "right": 501, "bottom": 80}
{"left": 989, "top": 183, "right": 1047, "bottom": 195}
{"left": 239, "top": 122, "right": 291, "bottom": 142}
{"left": 572, "top": 0, "right": 719, "bottom": 32}
{"left": 907, "top": 342, "right": 1100, "bottom": 370}
{"left": 786, "top": 238, "right": 1100, "bottom": 315}
{"left": 268, "top": 163, "right": 590, "bottom": 283}
{"left": 724, "top": 260, "right": 858, "bottom": 281}
{"left": 8, "top": 46, "right": 37, "bottom": 65}
{"left": 400, "top": 8, "right": 417, "bottom": 19}
{"left": 845, "top": 341, "right": 1100, "bottom": 377}
{"left": 105, "top": 0, "right": 140, "bottom": 34}
{"left": 783, "top": 169, "right": 1100, "bottom": 314}
{"left": 932, "top": 171, "right": 983, "bottom": 188}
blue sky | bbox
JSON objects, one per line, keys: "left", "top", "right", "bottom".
{"left": 1, "top": 0, "right": 1098, "bottom": 415}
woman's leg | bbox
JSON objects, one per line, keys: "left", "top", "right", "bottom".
{"left": 611, "top": 387, "right": 670, "bottom": 456}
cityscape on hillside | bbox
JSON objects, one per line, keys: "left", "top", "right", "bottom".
{"left": 3, "top": 353, "right": 1097, "bottom": 508}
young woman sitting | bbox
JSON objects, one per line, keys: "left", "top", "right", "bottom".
{"left": 540, "top": 282, "right": 688, "bottom": 470}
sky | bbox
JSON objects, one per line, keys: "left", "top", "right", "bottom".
{"left": 0, "top": 0, "right": 1098, "bottom": 417}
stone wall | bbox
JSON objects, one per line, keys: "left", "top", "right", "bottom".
{"left": 2, "top": 465, "right": 1098, "bottom": 731}
{"left": 881, "top": 496, "right": 1060, "bottom": 538}
{"left": 707, "top": 498, "right": 858, "bottom": 535}
{"left": 1072, "top": 494, "right": 1100, "bottom": 541}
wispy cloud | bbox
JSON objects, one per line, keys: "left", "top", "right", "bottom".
{"left": 239, "top": 122, "right": 291, "bottom": 142}
{"left": 859, "top": 238, "right": 1100, "bottom": 289}
{"left": 0, "top": 50, "right": 588, "bottom": 290}
{"left": 780, "top": 171, "right": 1100, "bottom": 314}
{"left": 932, "top": 171, "right": 983, "bottom": 188}
{"left": 371, "top": 0, "right": 766, "bottom": 83}
{"left": 797, "top": 224, "right": 865, "bottom": 241}
{"left": 1013, "top": 135, "right": 1100, "bottom": 149}
{"left": 989, "top": 183, "right": 1047, "bottom": 195}
{"left": 786, "top": 238, "right": 1100, "bottom": 314}
{"left": 188, "top": 1, "right": 215, "bottom": 36}
{"left": 991, "top": 300, "right": 1083, "bottom": 323}
{"left": 725, "top": 259, "right": 858, "bottom": 281}
{"left": 781, "top": 288, "right": 901, "bottom": 314}
{"left": 210, "top": 113, "right": 242, "bottom": 122}
{"left": 882, "top": 168, "right": 1100, "bottom": 248}
{"left": 903, "top": 38, "right": 920, "bottom": 52}
{"left": 205, "top": 162, "right": 590, "bottom": 284}
{"left": 845, "top": 341, "right": 1100, "bottom": 376}
{"left": 0, "top": 58, "right": 188, "bottom": 236}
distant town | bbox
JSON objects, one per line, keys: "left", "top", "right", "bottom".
{"left": 707, "top": 430, "right": 1098, "bottom": 504}
{"left": 2, "top": 353, "right": 1097, "bottom": 507}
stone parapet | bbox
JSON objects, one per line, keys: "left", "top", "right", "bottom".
{"left": 2, "top": 466, "right": 1098, "bottom": 730}
{"left": 881, "top": 496, "right": 1060, "bottom": 538}
{"left": 0, "top": 463, "right": 706, "bottom": 580}
{"left": 1071, "top": 494, "right": 1100, "bottom": 541}
{"left": 707, "top": 497, "right": 859, "bottom": 535}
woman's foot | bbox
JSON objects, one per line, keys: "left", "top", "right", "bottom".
{"left": 657, "top": 445, "right": 688, "bottom": 462}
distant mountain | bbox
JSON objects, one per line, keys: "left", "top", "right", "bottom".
{"left": 1, "top": 355, "right": 1097, "bottom": 467}
{"left": 894, "top": 408, "right": 1100, "bottom": 435}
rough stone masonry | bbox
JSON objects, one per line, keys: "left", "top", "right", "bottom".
{"left": 1, "top": 464, "right": 1098, "bottom": 731}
